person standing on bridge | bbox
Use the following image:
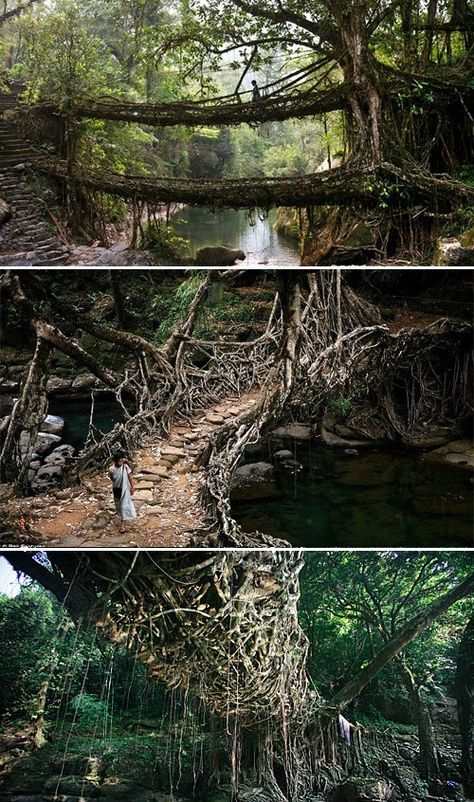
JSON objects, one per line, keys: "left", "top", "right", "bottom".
{"left": 251, "top": 80, "right": 262, "bottom": 102}
{"left": 109, "top": 450, "right": 136, "bottom": 532}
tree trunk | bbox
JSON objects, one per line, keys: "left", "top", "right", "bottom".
{"left": 0, "top": 335, "right": 52, "bottom": 486}
{"left": 331, "top": 572, "right": 474, "bottom": 709}
{"left": 109, "top": 270, "right": 127, "bottom": 329}
{"left": 398, "top": 660, "right": 439, "bottom": 780}
{"left": 334, "top": 1, "right": 382, "bottom": 164}
{"left": 422, "top": 0, "right": 438, "bottom": 64}
{"left": 455, "top": 614, "right": 474, "bottom": 795}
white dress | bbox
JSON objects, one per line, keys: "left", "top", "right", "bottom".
{"left": 109, "top": 464, "right": 137, "bottom": 521}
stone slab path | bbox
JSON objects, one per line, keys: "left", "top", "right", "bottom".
{"left": 0, "top": 168, "right": 71, "bottom": 265}
{"left": 7, "top": 393, "right": 259, "bottom": 548}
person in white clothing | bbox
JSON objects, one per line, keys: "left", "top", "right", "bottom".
{"left": 109, "top": 450, "right": 136, "bottom": 532}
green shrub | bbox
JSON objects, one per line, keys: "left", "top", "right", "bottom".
{"left": 141, "top": 222, "right": 190, "bottom": 261}
{"left": 328, "top": 396, "right": 351, "bottom": 418}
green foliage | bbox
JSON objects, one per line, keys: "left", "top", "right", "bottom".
{"left": 141, "top": 221, "right": 190, "bottom": 261}
{"left": 299, "top": 553, "right": 472, "bottom": 719}
{"left": 152, "top": 272, "right": 204, "bottom": 342}
{"left": 363, "top": 176, "right": 409, "bottom": 210}
{"left": 327, "top": 396, "right": 351, "bottom": 418}
{"left": 70, "top": 693, "right": 111, "bottom": 731}
{"left": 16, "top": 0, "right": 122, "bottom": 104}
{"left": 0, "top": 586, "right": 56, "bottom": 720}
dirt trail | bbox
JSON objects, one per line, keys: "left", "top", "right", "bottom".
{"left": 8, "top": 393, "right": 259, "bottom": 548}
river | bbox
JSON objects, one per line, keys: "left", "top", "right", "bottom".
{"left": 171, "top": 207, "right": 300, "bottom": 265}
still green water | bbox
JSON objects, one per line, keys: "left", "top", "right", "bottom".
{"left": 172, "top": 207, "right": 300, "bottom": 265}
{"left": 232, "top": 446, "right": 473, "bottom": 548}
{"left": 49, "top": 398, "right": 121, "bottom": 450}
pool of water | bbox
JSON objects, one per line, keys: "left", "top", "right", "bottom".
{"left": 232, "top": 445, "right": 473, "bottom": 548}
{"left": 171, "top": 207, "right": 300, "bottom": 265}
{"left": 49, "top": 398, "right": 123, "bottom": 451}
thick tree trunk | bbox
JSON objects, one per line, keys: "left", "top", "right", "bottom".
{"left": 455, "top": 614, "right": 474, "bottom": 795}
{"left": 109, "top": 271, "right": 127, "bottom": 329}
{"left": 333, "top": 1, "right": 382, "bottom": 164}
{"left": 36, "top": 321, "right": 119, "bottom": 388}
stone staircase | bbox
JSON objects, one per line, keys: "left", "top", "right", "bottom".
{"left": 0, "top": 80, "right": 40, "bottom": 168}
{"left": 0, "top": 169, "right": 70, "bottom": 265}
{"left": 0, "top": 80, "right": 70, "bottom": 265}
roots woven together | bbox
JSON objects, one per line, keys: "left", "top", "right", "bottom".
{"left": 4, "top": 551, "right": 473, "bottom": 802}
{"left": 1, "top": 270, "right": 472, "bottom": 547}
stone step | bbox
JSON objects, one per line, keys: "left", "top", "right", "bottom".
{"left": 161, "top": 446, "right": 186, "bottom": 457}
{"left": 35, "top": 254, "right": 69, "bottom": 265}
{"left": 139, "top": 465, "right": 168, "bottom": 478}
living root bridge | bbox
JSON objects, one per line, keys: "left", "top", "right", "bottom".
{"left": 4, "top": 551, "right": 474, "bottom": 802}
{"left": 18, "top": 74, "right": 470, "bottom": 128}
{"left": 34, "top": 158, "right": 474, "bottom": 210}
{"left": 28, "top": 83, "right": 348, "bottom": 127}
{"left": 5, "top": 550, "right": 311, "bottom": 722}
{"left": 2, "top": 270, "right": 472, "bottom": 547}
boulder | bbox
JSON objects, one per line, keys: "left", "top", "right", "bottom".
{"left": 273, "top": 449, "right": 303, "bottom": 471}
{"left": 434, "top": 237, "right": 474, "bottom": 266}
{"left": 423, "top": 439, "right": 474, "bottom": 471}
{"left": 46, "top": 376, "right": 72, "bottom": 394}
{"left": 51, "top": 443, "right": 75, "bottom": 457}
{"left": 41, "top": 414, "right": 64, "bottom": 435}
{"left": 195, "top": 246, "right": 246, "bottom": 266}
{"left": 34, "top": 431, "right": 62, "bottom": 456}
{"left": 231, "top": 461, "right": 280, "bottom": 501}
{"left": 272, "top": 423, "right": 312, "bottom": 440}
{"left": 31, "top": 464, "right": 64, "bottom": 492}
{"left": 273, "top": 449, "right": 294, "bottom": 461}
{"left": 43, "top": 452, "right": 67, "bottom": 466}
{"left": 20, "top": 430, "right": 61, "bottom": 457}
{"left": 321, "top": 424, "right": 374, "bottom": 448}
{"left": 331, "top": 778, "right": 393, "bottom": 802}
{"left": 72, "top": 373, "right": 96, "bottom": 390}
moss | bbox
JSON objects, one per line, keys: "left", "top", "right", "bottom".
{"left": 274, "top": 207, "right": 300, "bottom": 241}
{"left": 460, "top": 226, "right": 474, "bottom": 247}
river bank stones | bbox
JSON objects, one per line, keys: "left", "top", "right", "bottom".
{"left": 231, "top": 461, "right": 280, "bottom": 501}
{"left": 40, "top": 414, "right": 64, "bottom": 435}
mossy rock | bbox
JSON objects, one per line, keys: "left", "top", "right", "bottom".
{"left": 2, "top": 767, "right": 46, "bottom": 793}
{"left": 43, "top": 774, "right": 100, "bottom": 796}
{"left": 100, "top": 778, "right": 149, "bottom": 799}
{"left": 48, "top": 754, "right": 99, "bottom": 777}
{"left": 100, "top": 785, "right": 178, "bottom": 802}
{"left": 331, "top": 778, "right": 393, "bottom": 802}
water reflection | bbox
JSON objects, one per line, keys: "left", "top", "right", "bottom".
{"left": 232, "top": 445, "right": 473, "bottom": 548}
{"left": 172, "top": 207, "right": 300, "bottom": 265}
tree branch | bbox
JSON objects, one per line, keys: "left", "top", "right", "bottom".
{"left": 331, "top": 572, "right": 474, "bottom": 710}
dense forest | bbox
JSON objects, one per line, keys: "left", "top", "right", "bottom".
{"left": 1, "top": 268, "right": 472, "bottom": 548}
{"left": 0, "top": 0, "right": 472, "bottom": 264}
{"left": 0, "top": 550, "right": 472, "bottom": 802}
